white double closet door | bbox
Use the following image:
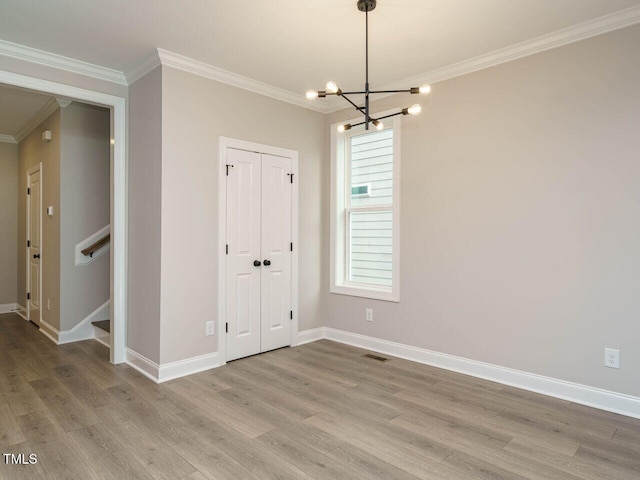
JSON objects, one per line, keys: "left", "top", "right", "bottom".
{"left": 226, "top": 148, "right": 293, "bottom": 362}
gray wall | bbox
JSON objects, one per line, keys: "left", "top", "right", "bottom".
{"left": 158, "top": 65, "right": 326, "bottom": 364}
{"left": 59, "top": 102, "right": 110, "bottom": 331}
{"left": 18, "top": 110, "right": 61, "bottom": 328}
{"left": 128, "top": 66, "right": 163, "bottom": 363}
{"left": 326, "top": 24, "right": 640, "bottom": 397}
{"left": 0, "top": 142, "right": 18, "bottom": 305}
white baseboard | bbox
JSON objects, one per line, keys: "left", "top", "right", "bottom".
{"left": 15, "top": 304, "right": 27, "bottom": 320}
{"left": 126, "top": 348, "right": 160, "bottom": 382}
{"left": 297, "top": 327, "right": 325, "bottom": 345}
{"left": 39, "top": 319, "right": 60, "bottom": 344}
{"left": 0, "top": 303, "right": 19, "bottom": 315}
{"left": 94, "top": 326, "right": 110, "bottom": 348}
{"left": 58, "top": 300, "right": 110, "bottom": 344}
{"left": 38, "top": 300, "right": 110, "bottom": 345}
{"left": 297, "top": 327, "right": 640, "bottom": 420}
{"left": 126, "top": 348, "right": 222, "bottom": 384}
{"left": 158, "top": 352, "right": 222, "bottom": 383}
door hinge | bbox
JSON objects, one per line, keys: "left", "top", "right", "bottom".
{"left": 290, "top": 242, "right": 293, "bottom": 252}
{"left": 27, "top": 293, "right": 30, "bottom": 300}
{"left": 287, "top": 173, "right": 294, "bottom": 184}
{"left": 226, "top": 164, "right": 234, "bottom": 176}
{"left": 225, "top": 322, "right": 228, "bottom": 333}
{"left": 290, "top": 310, "right": 293, "bottom": 320}
{"left": 27, "top": 240, "right": 30, "bottom": 247}
{"left": 27, "top": 188, "right": 30, "bottom": 195}
{"left": 226, "top": 244, "right": 229, "bottom": 255}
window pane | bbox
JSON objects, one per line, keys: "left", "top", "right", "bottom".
{"left": 349, "top": 210, "right": 392, "bottom": 286}
{"left": 350, "top": 129, "right": 393, "bottom": 207}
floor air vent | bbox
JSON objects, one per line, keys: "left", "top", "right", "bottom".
{"left": 362, "top": 353, "right": 389, "bottom": 362}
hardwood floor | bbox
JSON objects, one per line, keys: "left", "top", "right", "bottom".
{"left": 1, "top": 312, "right": 639, "bottom": 479}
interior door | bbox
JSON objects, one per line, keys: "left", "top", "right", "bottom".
{"left": 226, "top": 149, "right": 262, "bottom": 361}
{"left": 260, "top": 154, "right": 292, "bottom": 352}
{"left": 27, "top": 168, "right": 41, "bottom": 326}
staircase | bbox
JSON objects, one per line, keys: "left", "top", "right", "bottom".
{"left": 92, "top": 319, "right": 111, "bottom": 347}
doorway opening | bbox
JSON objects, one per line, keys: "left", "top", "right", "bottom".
{"left": 0, "top": 70, "right": 126, "bottom": 363}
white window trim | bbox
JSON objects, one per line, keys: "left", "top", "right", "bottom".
{"left": 330, "top": 111, "right": 401, "bottom": 302}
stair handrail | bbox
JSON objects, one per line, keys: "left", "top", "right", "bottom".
{"left": 81, "top": 233, "right": 110, "bottom": 257}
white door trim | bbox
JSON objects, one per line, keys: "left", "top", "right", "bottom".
{"left": 26, "top": 163, "right": 42, "bottom": 326}
{"left": 218, "top": 136, "right": 299, "bottom": 364}
{"left": 0, "top": 69, "right": 127, "bottom": 364}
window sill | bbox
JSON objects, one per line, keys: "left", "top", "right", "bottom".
{"left": 330, "top": 284, "right": 399, "bottom": 303}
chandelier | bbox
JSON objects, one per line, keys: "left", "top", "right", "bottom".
{"left": 306, "top": 0, "right": 431, "bottom": 131}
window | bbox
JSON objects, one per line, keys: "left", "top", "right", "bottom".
{"left": 330, "top": 114, "right": 400, "bottom": 302}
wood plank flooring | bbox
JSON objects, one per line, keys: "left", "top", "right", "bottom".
{"left": 1, "top": 312, "right": 639, "bottom": 479}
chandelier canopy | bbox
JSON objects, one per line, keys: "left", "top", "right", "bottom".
{"left": 306, "top": 0, "right": 431, "bottom": 131}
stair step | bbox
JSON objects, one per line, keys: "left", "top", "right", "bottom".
{"left": 92, "top": 320, "right": 110, "bottom": 333}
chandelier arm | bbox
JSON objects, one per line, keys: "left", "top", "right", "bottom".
{"left": 340, "top": 94, "right": 366, "bottom": 114}
{"left": 368, "top": 89, "right": 414, "bottom": 94}
{"left": 373, "top": 111, "right": 405, "bottom": 121}
{"left": 350, "top": 110, "right": 405, "bottom": 129}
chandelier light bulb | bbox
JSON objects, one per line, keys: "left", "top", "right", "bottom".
{"left": 419, "top": 84, "right": 432, "bottom": 95}
{"left": 407, "top": 104, "right": 422, "bottom": 116}
{"left": 306, "top": 90, "right": 319, "bottom": 100}
{"left": 372, "top": 120, "right": 384, "bottom": 131}
{"left": 326, "top": 81, "right": 339, "bottom": 94}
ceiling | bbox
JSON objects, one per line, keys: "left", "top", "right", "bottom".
{"left": 0, "top": 85, "right": 54, "bottom": 139}
{"left": 1, "top": 0, "right": 640, "bottom": 133}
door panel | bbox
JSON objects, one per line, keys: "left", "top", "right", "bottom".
{"left": 261, "top": 154, "right": 292, "bottom": 352}
{"left": 226, "top": 149, "right": 262, "bottom": 361}
{"left": 28, "top": 169, "right": 41, "bottom": 326}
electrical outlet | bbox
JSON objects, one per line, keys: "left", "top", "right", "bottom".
{"left": 366, "top": 308, "right": 373, "bottom": 322}
{"left": 205, "top": 321, "right": 215, "bottom": 336}
{"left": 604, "top": 348, "right": 620, "bottom": 369}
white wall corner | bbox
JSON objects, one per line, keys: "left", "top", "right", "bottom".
{"left": 302, "top": 327, "right": 640, "bottom": 420}
{"left": 57, "top": 300, "right": 109, "bottom": 345}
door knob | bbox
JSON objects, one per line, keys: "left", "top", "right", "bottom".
{"left": 263, "top": 259, "right": 271, "bottom": 266}
{"left": 253, "top": 260, "right": 261, "bottom": 267}
{"left": 33, "top": 254, "right": 40, "bottom": 259}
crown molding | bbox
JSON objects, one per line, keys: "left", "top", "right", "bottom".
{"left": 325, "top": 4, "right": 640, "bottom": 113}
{"left": 0, "top": 134, "right": 17, "bottom": 144}
{"left": 125, "top": 50, "right": 162, "bottom": 85}
{"left": 56, "top": 98, "right": 72, "bottom": 108}
{"left": 14, "top": 97, "right": 60, "bottom": 143}
{"left": 129, "top": 48, "right": 330, "bottom": 113}
{"left": 0, "top": 38, "right": 127, "bottom": 86}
